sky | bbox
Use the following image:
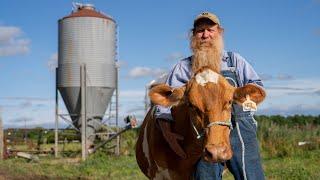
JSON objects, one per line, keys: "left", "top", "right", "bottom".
{"left": 0, "top": 0, "right": 319, "bottom": 128}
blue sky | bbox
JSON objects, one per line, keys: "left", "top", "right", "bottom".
{"left": 0, "top": 0, "right": 319, "bottom": 128}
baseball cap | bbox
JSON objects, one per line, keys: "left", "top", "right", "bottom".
{"left": 194, "top": 12, "right": 221, "bottom": 27}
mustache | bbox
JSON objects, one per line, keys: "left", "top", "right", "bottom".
{"left": 199, "top": 39, "right": 213, "bottom": 45}
{"left": 191, "top": 36, "right": 219, "bottom": 51}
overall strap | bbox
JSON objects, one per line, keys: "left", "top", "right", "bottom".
{"left": 227, "top": 51, "right": 235, "bottom": 68}
{"left": 225, "top": 52, "right": 244, "bottom": 117}
{"left": 227, "top": 51, "right": 243, "bottom": 87}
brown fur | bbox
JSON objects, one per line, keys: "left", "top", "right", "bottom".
{"left": 149, "top": 84, "right": 186, "bottom": 107}
{"left": 233, "top": 83, "right": 266, "bottom": 105}
{"left": 136, "top": 104, "right": 203, "bottom": 180}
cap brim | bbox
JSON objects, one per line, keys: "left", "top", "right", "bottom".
{"left": 194, "top": 17, "right": 219, "bottom": 27}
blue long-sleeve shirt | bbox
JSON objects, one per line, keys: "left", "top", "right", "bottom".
{"left": 154, "top": 51, "right": 263, "bottom": 121}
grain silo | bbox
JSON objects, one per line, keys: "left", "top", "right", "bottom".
{"left": 56, "top": 3, "right": 117, "bottom": 158}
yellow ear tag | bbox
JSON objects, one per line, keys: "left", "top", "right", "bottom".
{"left": 242, "top": 95, "right": 257, "bottom": 112}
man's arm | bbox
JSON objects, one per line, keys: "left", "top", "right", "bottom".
{"left": 154, "top": 58, "right": 191, "bottom": 121}
{"left": 234, "top": 53, "right": 264, "bottom": 87}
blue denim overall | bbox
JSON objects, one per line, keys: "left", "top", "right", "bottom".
{"left": 194, "top": 53, "right": 265, "bottom": 180}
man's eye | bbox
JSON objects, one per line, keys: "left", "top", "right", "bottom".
{"left": 196, "top": 29, "right": 205, "bottom": 33}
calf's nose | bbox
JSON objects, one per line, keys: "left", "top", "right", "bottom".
{"left": 204, "top": 144, "right": 232, "bottom": 162}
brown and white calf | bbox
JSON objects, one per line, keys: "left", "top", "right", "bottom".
{"left": 135, "top": 67, "right": 266, "bottom": 179}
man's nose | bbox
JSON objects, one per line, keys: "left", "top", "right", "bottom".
{"left": 202, "top": 30, "right": 210, "bottom": 38}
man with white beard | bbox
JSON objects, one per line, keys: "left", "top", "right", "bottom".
{"left": 154, "top": 12, "right": 265, "bottom": 180}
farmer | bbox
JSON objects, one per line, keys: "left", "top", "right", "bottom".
{"left": 154, "top": 12, "right": 265, "bottom": 179}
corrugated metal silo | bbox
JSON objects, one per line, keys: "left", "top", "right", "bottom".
{"left": 57, "top": 4, "right": 116, "bottom": 139}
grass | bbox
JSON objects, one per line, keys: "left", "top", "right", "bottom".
{"left": 256, "top": 116, "right": 320, "bottom": 158}
{"left": 264, "top": 154, "right": 319, "bottom": 180}
{"left": 1, "top": 116, "right": 319, "bottom": 179}
{"left": 0, "top": 152, "right": 147, "bottom": 179}
{"left": 222, "top": 149, "right": 320, "bottom": 180}
{"left": 0, "top": 149, "right": 319, "bottom": 179}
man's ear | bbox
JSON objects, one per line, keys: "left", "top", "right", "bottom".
{"left": 233, "top": 83, "right": 266, "bottom": 105}
{"left": 149, "top": 84, "right": 186, "bottom": 107}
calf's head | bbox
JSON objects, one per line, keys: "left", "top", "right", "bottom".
{"left": 149, "top": 67, "right": 266, "bottom": 162}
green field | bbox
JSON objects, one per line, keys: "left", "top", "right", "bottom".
{"left": 1, "top": 115, "right": 319, "bottom": 179}
{"left": 1, "top": 149, "right": 319, "bottom": 179}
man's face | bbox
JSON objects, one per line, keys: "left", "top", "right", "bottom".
{"left": 191, "top": 19, "right": 224, "bottom": 73}
{"left": 194, "top": 24, "right": 220, "bottom": 47}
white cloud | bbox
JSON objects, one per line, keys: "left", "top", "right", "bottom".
{"left": 276, "top": 74, "right": 294, "bottom": 80}
{"left": 259, "top": 73, "right": 295, "bottom": 81}
{"left": 0, "top": 96, "right": 54, "bottom": 128}
{"left": 5, "top": 115, "right": 63, "bottom": 129}
{"left": 1, "top": 99, "right": 69, "bottom": 129}
{"left": 47, "top": 53, "right": 58, "bottom": 71}
{"left": 259, "top": 73, "right": 273, "bottom": 81}
{"left": 0, "top": 26, "right": 31, "bottom": 56}
{"left": 19, "top": 101, "right": 32, "bottom": 108}
{"left": 264, "top": 78, "right": 320, "bottom": 96}
{"left": 259, "top": 77, "right": 320, "bottom": 115}
{"left": 5, "top": 117, "right": 34, "bottom": 128}
{"left": 127, "top": 66, "right": 167, "bottom": 78}
{"left": 120, "top": 90, "right": 145, "bottom": 98}
{"left": 0, "top": 97, "right": 52, "bottom": 102}
{"left": 258, "top": 103, "right": 320, "bottom": 116}
{"left": 0, "top": 26, "right": 21, "bottom": 43}
{"left": 1, "top": 90, "right": 148, "bottom": 128}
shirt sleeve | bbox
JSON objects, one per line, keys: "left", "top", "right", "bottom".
{"left": 234, "top": 53, "right": 264, "bottom": 87}
{"left": 154, "top": 60, "right": 191, "bottom": 121}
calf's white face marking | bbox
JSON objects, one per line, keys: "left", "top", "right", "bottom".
{"left": 195, "top": 69, "right": 219, "bottom": 86}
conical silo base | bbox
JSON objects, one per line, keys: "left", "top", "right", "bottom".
{"left": 58, "top": 86, "right": 115, "bottom": 129}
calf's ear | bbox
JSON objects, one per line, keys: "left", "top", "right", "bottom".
{"left": 233, "top": 83, "right": 266, "bottom": 105}
{"left": 149, "top": 84, "right": 186, "bottom": 107}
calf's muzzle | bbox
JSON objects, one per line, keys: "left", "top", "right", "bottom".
{"left": 204, "top": 143, "right": 233, "bottom": 162}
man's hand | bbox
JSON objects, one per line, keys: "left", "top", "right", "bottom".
{"left": 158, "top": 119, "right": 187, "bottom": 159}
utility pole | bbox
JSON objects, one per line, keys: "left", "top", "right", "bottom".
{"left": 55, "top": 68, "right": 59, "bottom": 158}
